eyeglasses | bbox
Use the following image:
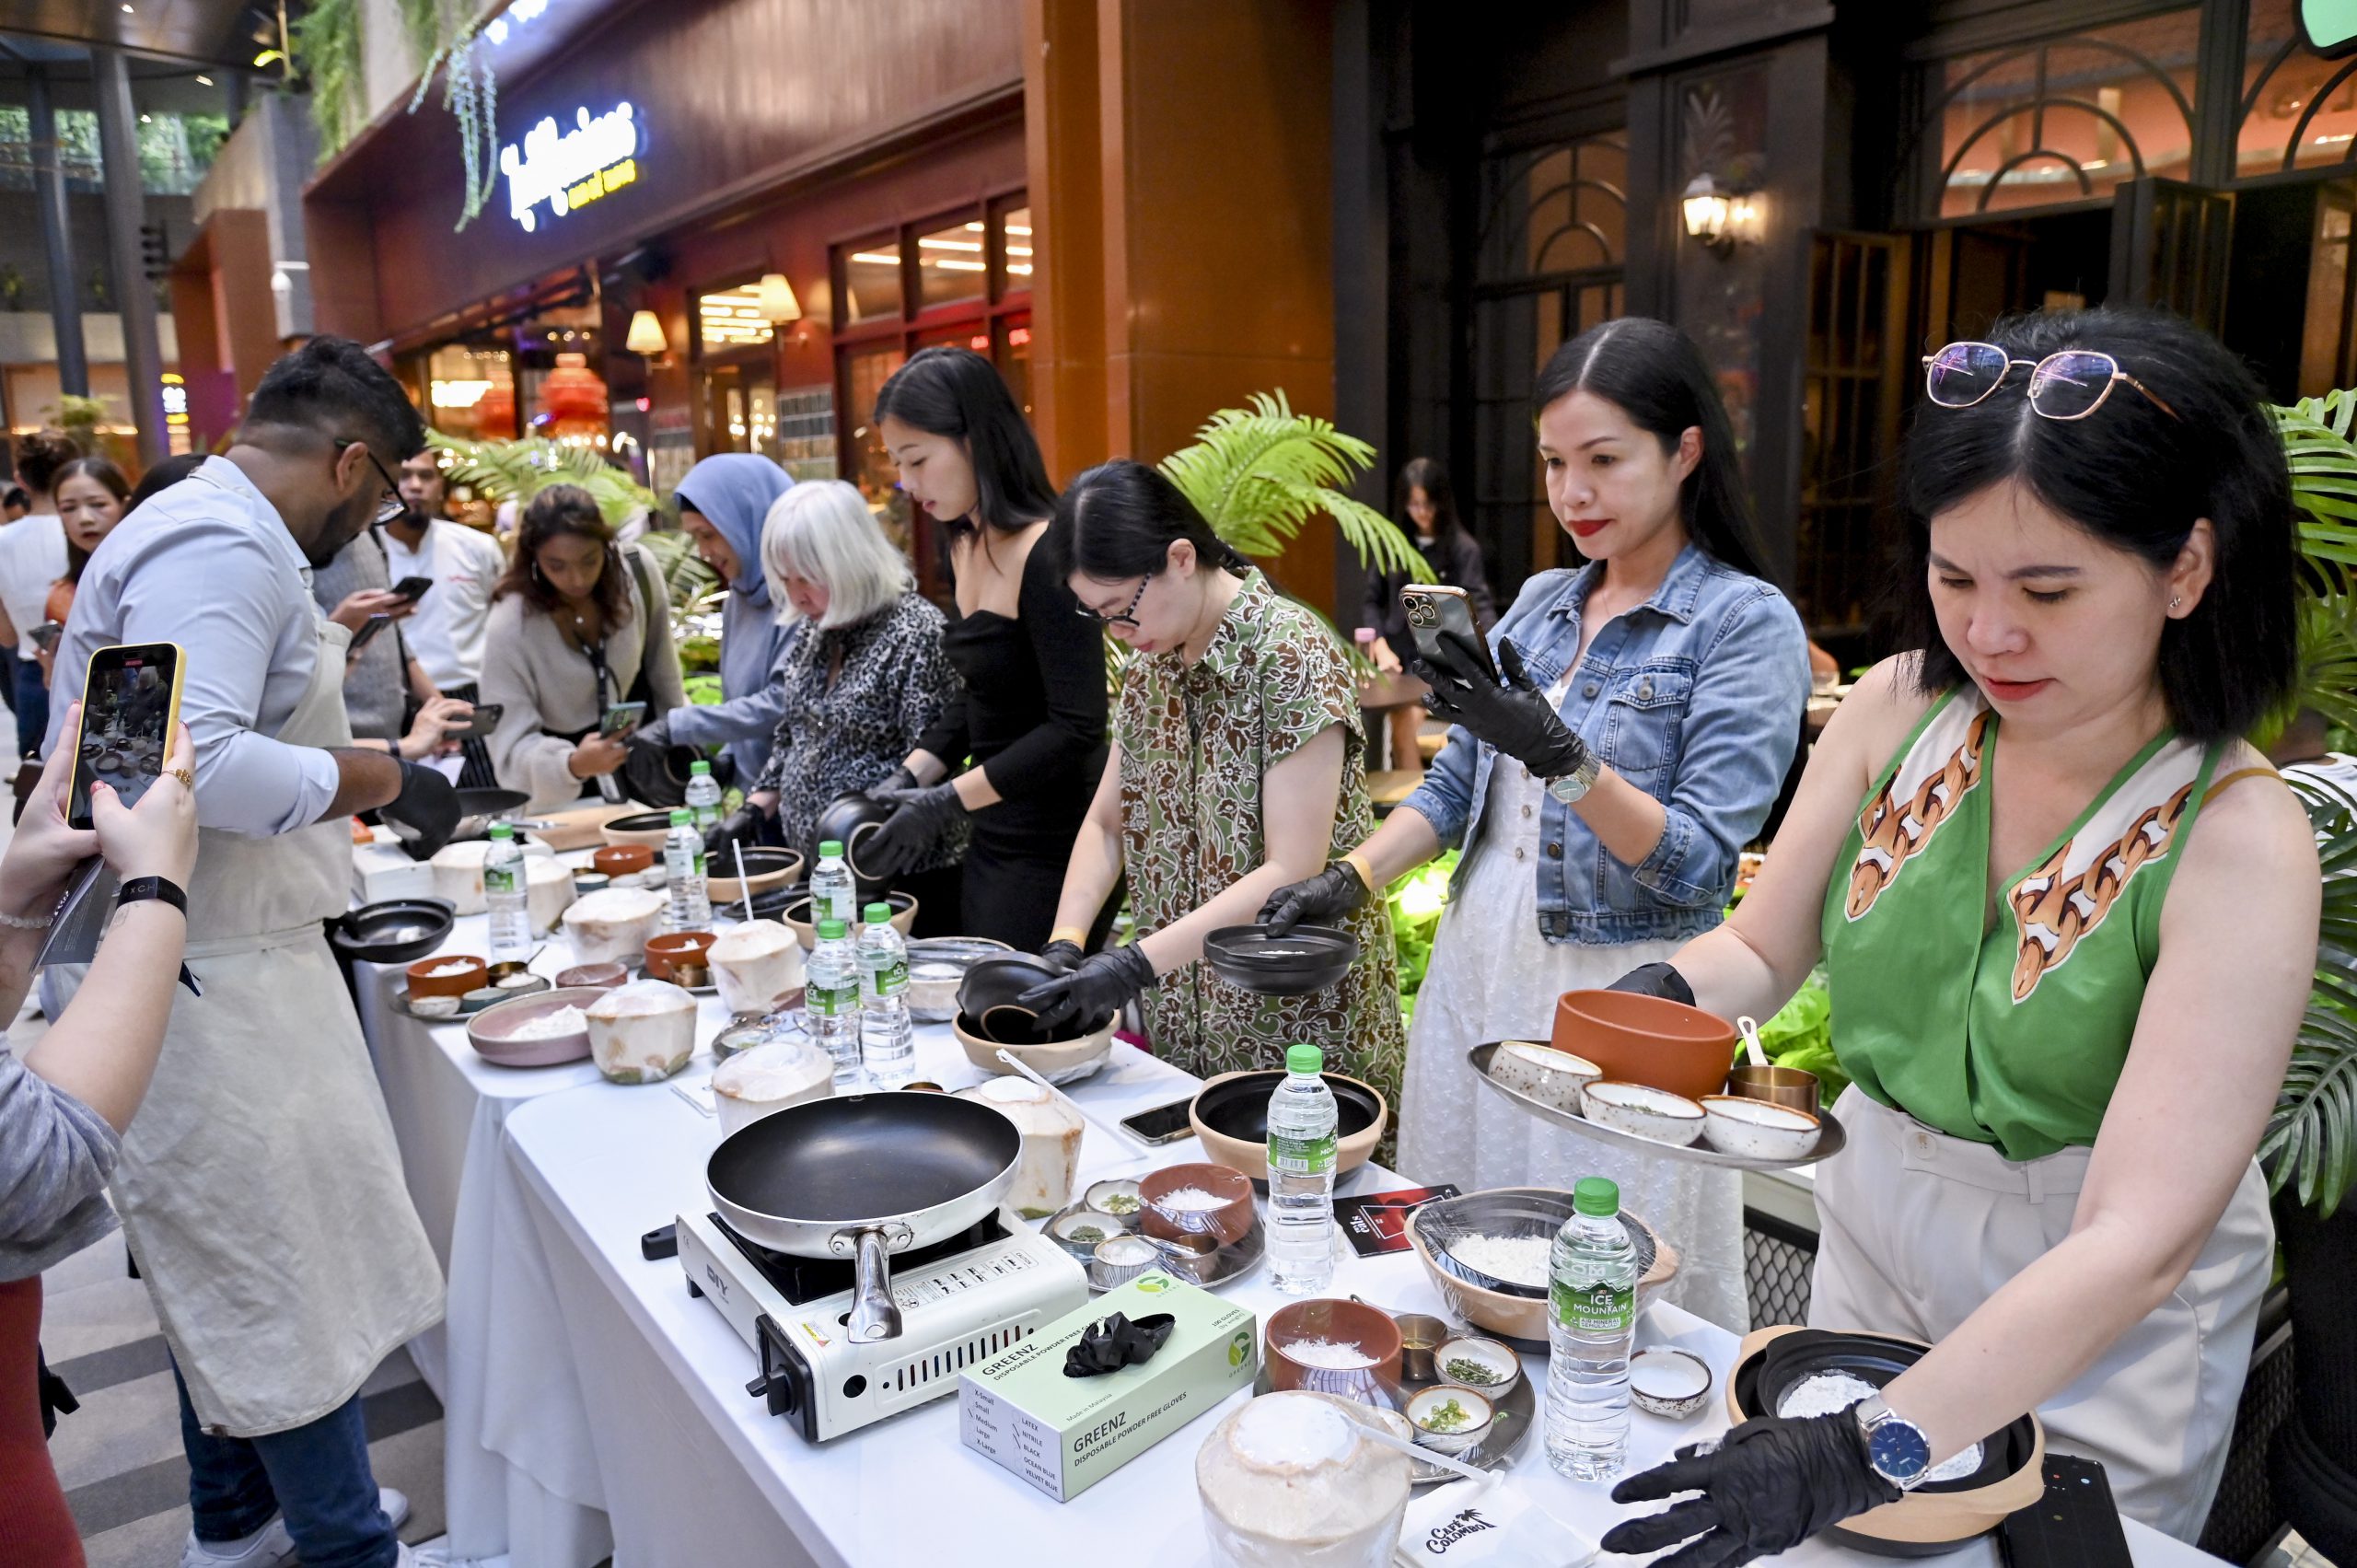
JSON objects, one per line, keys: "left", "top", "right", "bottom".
{"left": 337, "top": 438, "right": 407, "bottom": 525}
{"left": 1074, "top": 571, "right": 1155, "bottom": 630}
{"left": 1922, "top": 342, "right": 2180, "bottom": 423}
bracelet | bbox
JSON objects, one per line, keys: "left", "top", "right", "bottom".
{"left": 116, "top": 877, "right": 189, "bottom": 916}
{"left": 0, "top": 906, "right": 53, "bottom": 931}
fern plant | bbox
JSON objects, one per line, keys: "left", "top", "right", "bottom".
{"left": 2264, "top": 777, "right": 2357, "bottom": 1218}
{"left": 292, "top": 0, "right": 364, "bottom": 160}
{"left": 427, "top": 431, "right": 657, "bottom": 529}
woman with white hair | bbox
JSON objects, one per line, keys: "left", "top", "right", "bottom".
{"left": 740, "top": 480, "right": 965, "bottom": 925}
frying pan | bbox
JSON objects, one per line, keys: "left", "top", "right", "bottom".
{"left": 389, "top": 786, "right": 549, "bottom": 858}
{"left": 706, "top": 1092, "right": 1022, "bottom": 1343}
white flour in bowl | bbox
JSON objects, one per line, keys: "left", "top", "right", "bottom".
{"left": 1282, "top": 1338, "right": 1377, "bottom": 1370}
{"left": 1778, "top": 1371, "right": 1984, "bottom": 1483}
{"left": 1446, "top": 1233, "right": 1553, "bottom": 1288}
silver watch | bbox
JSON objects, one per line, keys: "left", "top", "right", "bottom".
{"left": 1853, "top": 1395, "right": 1934, "bottom": 1491}
{"left": 1543, "top": 751, "right": 1603, "bottom": 806}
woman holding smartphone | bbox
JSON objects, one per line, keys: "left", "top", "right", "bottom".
{"left": 1260, "top": 319, "right": 1809, "bottom": 1328}
{"left": 481, "top": 485, "right": 684, "bottom": 810}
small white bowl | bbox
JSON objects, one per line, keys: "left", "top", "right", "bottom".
{"left": 1489, "top": 1040, "right": 1602, "bottom": 1111}
{"left": 1629, "top": 1347, "right": 1714, "bottom": 1419}
{"left": 1580, "top": 1080, "right": 1706, "bottom": 1145}
{"left": 1701, "top": 1095, "right": 1822, "bottom": 1161}
{"left": 1434, "top": 1336, "right": 1522, "bottom": 1399}
{"left": 1405, "top": 1385, "right": 1494, "bottom": 1456}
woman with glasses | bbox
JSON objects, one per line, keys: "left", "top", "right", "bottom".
{"left": 1260, "top": 318, "right": 1810, "bottom": 1330}
{"left": 1598, "top": 309, "right": 2313, "bottom": 1562}
{"left": 481, "top": 484, "right": 685, "bottom": 810}
{"left": 1017, "top": 459, "right": 1405, "bottom": 1104}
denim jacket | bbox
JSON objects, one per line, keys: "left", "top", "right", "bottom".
{"left": 1399, "top": 543, "right": 1809, "bottom": 944}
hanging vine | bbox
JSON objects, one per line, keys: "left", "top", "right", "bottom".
{"left": 406, "top": 12, "right": 499, "bottom": 231}
{"left": 292, "top": 0, "right": 364, "bottom": 160}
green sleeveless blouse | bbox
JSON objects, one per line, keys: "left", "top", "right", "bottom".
{"left": 1819, "top": 689, "right": 2225, "bottom": 1160}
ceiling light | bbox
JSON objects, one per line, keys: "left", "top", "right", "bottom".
{"left": 195, "top": 74, "right": 212, "bottom": 85}
{"left": 625, "top": 309, "right": 668, "bottom": 356}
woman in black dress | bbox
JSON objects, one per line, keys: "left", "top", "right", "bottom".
{"left": 859, "top": 347, "right": 1114, "bottom": 952}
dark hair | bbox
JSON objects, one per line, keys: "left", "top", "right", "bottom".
{"left": 1050, "top": 459, "right": 1253, "bottom": 583}
{"left": 496, "top": 483, "right": 633, "bottom": 627}
{"left": 12, "top": 429, "right": 80, "bottom": 496}
{"left": 1393, "top": 457, "right": 1469, "bottom": 547}
{"left": 127, "top": 453, "right": 205, "bottom": 511}
{"left": 1895, "top": 307, "right": 2296, "bottom": 742}
{"left": 872, "top": 346, "right": 1057, "bottom": 539}
{"left": 3, "top": 486, "right": 26, "bottom": 512}
{"left": 1532, "top": 317, "right": 1776, "bottom": 584}
{"left": 243, "top": 335, "right": 426, "bottom": 463}
{"left": 52, "top": 456, "right": 131, "bottom": 584}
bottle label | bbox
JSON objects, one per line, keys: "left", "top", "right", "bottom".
{"left": 1551, "top": 1277, "right": 1633, "bottom": 1336}
{"left": 809, "top": 979, "right": 859, "bottom": 1018}
{"left": 483, "top": 865, "right": 520, "bottom": 896}
{"left": 863, "top": 957, "right": 908, "bottom": 999}
{"left": 694, "top": 805, "right": 719, "bottom": 830}
{"left": 1267, "top": 1131, "right": 1336, "bottom": 1176}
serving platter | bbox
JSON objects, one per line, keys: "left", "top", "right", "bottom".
{"left": 1040, "top": 1200, "right": 1266, "bottom": 1293}
{"left": 1467, "top": 1041, "right": 1845, "bottom": 1171}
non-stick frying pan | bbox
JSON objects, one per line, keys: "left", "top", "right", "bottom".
{"left": 389, "top": 786, "right": 549, "bottom": 859}
{"left": 707, "top": 1092, "right": 1021, "bottom": 1343}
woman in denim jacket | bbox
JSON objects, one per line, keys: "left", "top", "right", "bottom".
{"left": 1263, "top": 319, "right": 1809, "bottom": 1326}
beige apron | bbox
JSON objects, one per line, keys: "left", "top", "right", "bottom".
{"left": 56, "top": 605, "right": 446, "bottom": 1436}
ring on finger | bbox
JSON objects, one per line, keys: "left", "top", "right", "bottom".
{"left": 166, "top": 766, "right": 195, "bottom": 788}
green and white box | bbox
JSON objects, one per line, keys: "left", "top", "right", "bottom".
{"left": 958, "top": 1271, "right": 1257, "bottom": 1502}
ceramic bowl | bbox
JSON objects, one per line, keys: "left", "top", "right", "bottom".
{"left": 1701, "top": 1095, "right": 1823, "bottom": 1161}
{"left": 593, "top": 843, "right": 657, "bottom": 879}
{"left": 1085, "top": 1179, "right": 1144, "bottom": 1221}
{"left": 1722, "top": 1063, "right": 1822, "bottom": 1116}
{"left": 643, "top": 929, "right": 717, "bottom": 982}
{"left": 405, "top": 953, "right": 488, "bottom": 1000}
{"left": 1433, "top": 1336, "right": 1522, "bottom": 1400}
{"left": 1551, "top": 987, "right": 1738, "bottom": 1101}
{"left": 1406, "top": 1189, "right": 1678, "bottom": 1343}
{"left": 1264, "top": 1298, "right": 1403, "bottom": 1397}
{"left": 1201, "top": 924, "right": 1361, "bottom": 996}
{"left": 811, "top": 792, "right": 896, "bottom": 891}
{"left": 466, "top": 986, "right": 604, "bottom": 1068}
{"left": 1189, "top": 1070, "right": 1387, "bottom": 1184}
{"left": 779, "top": 890, "right": 918, "bottom": 951}
{"left": 597, "top": 812, "right": 675, "bottom": 852}
{"left": 1486, "top": 1040, "right": 1602, "bottom": 1112}
{"left": 708, "top": 846, "right": 804, "bottom": 904}
{"left": 1048, "top": 1210, "right": 1132, "bottom": 1260}
{"left": 1138, "top": 1163, "right": 1256, "bottom": 1246}
{"left": 1629, "top": 1347, "right": 1714, "bottom": 1420}
{"left": 957, "top": 954, "right": 1066, "bottom": 1017}
{"left": 1581, "top": 1080, "right": 1707, "bottom": 1146}
{"left": 554, "top": 961, "right": 630, "bottom": 991}
{"left": 1406, "top": 1385, "right": 1494, "bottom": 1456}
{"left": 951, "top": 1011, "right": 1115, "bottom": 1085}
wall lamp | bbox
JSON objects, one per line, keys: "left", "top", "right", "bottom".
{"left": 1682, "top": 174, "right": 1763, "bottom": 255}
{"left": 625, "top": 308, "right": 670, "bottom": 361}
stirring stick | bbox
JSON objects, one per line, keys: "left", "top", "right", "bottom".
{"left": 1350, "top": 1423, "right": 1499, "bottom": 1488}
{"left": 993, "top": 1049, "right": 1156, "bottom": 1156}
{"left": 1736, "top": 1015, "right": 1769, "bottom": 1069}
{"left": 731, "top": 842, "right": 756, "bottom": 923}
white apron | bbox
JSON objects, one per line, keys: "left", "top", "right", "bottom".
{"left": 57, "top": 610, "right": 446, "bottom": 1436}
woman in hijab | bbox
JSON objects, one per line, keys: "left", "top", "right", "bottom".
{"left": 632, "top": 455, "right": 799, "bottom": 821}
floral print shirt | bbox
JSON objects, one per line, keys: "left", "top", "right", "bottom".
{"left": 1118, "top": 571, "right": 1405, "bottom": 1102}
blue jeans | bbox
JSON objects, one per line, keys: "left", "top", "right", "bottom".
{"left": 13, "top": 653, "right": 46, "bottom": 761}
{"left": 172, "top": 1363, "right": 397, "bottom": 1568}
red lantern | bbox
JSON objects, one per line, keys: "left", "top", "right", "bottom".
{"left": 536, "top": 352, "right": 609, "bottom": 441}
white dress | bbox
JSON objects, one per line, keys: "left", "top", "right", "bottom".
{"left": 1395, "top": 749, "right": 1748, "bottom": 1333}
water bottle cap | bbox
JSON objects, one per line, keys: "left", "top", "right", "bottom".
{"left": 1284, "top": 1043, "right": 1323, "bottom": 1075}
{"left": 816, "top": 918, "right": 849, "bottom": 939}
{"left": 487, "top": 822, "right": 513, "bottom": 839}
{"left": 1573, "top": 1176, "right": 1620, "bottom": 1216}
{"left": 863, "top": 902, "right": 890, "bottom": 923}
{"left": 669, "top": 808, "right": 691, "bottom": 827}
{"left": 690, "top": 761, "right": 711, "bottom": 776}
{"left": 819, "top": 840, "right": 844, "bottom": 857}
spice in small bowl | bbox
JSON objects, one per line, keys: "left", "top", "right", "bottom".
{"left": 1434, "top": 1335, "right": 1521, "bottom": 1399}
{"left": 1405, "top": 1385, "right": 1494, "bottom": 1456}
{"left": 1085, "top": 1179, "right": 1144, "bottom": 1218}
{"left": 1048, "top": 1209, "right": 1130, "bottom": 1260}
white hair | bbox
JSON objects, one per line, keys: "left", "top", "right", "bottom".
{"left": 761, "top": 480, "right": 911, "bottom": 629}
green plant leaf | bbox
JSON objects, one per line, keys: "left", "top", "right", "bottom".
{"left": 2266, "top": 775, "right": 2357, "bottom": 1216}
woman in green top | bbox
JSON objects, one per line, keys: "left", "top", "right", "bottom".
{"left": 1019, "top": 460, "right": 1406, "bottom": 1102}
{"left": 1602, "top": 308, "right": 2317, "bottom": 1562}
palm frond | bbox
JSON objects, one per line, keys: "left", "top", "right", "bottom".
{"left": 1157, "top": 391, "right": 1433, "bottom": 583}
{"left": 2273, "top": 400, "right": 2357, "bottom": 567}
{"left": 2268, "top": 776, "right": 2357, "bottom": 1217}
{"left": 633, "top": 528, "right": 723, "bottom": 613}
{"left": 426, "top": 431, "right": 657, "bottom": 530}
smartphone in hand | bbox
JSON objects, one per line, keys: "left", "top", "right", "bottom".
{"left": 391, "top": 575, "right": 434, "bottom": 602}
{"left": 601, "top": 700, "right": 647, "bottom": 738}
{"left": 28, "top": 621, "right": 63, "bottom": 651}
{"left": 349, "top": 612, "right": 395, "bottom": 653}
{"left": 67, "top": 642, "right": 185, "bottom": 830}
{"left": 459, "top": 702, "right": 504, "bottom": 740}
{"left": 1400, "top": 585, "right": 1498, "bottom": 682}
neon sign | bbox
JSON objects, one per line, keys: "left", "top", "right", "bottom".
{"left": 500, "top": 102, "right": 639, "bottom": 234}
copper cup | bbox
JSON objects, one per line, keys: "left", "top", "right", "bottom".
{"left": 1723, "top": 1063, "right": 1820, "bottom": 1116}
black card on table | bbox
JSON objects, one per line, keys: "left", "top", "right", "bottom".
{"left": 1334, "top": 1184, "right": 1460, "bottom": 1258}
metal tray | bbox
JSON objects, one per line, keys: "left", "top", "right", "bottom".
{"left": 1468, "top": 1042, "right": 1846, "bottom": 1171}
{"left": 1039, "top": 1201, "right": 1265, "bottom": 1292}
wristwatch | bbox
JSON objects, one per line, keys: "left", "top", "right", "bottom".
{"left": 1853, "top": 1395, "right": 1934, "bottom": 1491}
{"left": 1543, "top": 751, "right": 1604, "bottom": 806}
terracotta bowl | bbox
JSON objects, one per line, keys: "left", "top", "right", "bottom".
{"left": 593, "top": 844, "right": 656, "bottom": 879}
{"left": 951, "top": 1012, "right": 1114, "bottom": 1082}
{"left": 405, "top": 953, "right": 488, "bottom": 1000}
{"left": 1406, "top": 1188, "right": 1678, "bottom": 1343}
{"left": 553, "top": 961, "right": 630, "bottom": 991}
{"left": 1189, "top": 1070, "right": 1387, "bottom": 1183}
{"left": 1550, "top": 987, "right": 1737, "bottom": 1101}
{"left": 1264, "top": 1298, "right": 1405, "bottom": 1398}
{"left": 1138, "top": 1162, "right": 1256, "bottom": 1246}
{"left": 598, "top": 810, "right": 676, "bottom": 852}
{"left": 644, "top": 929, "right": 716, "bottom": 982}
{"left": 709, "top": 847, "right": 804, "bottom": 905}
{"left": 779, "top": 890, "right": 918, "bottom": 951}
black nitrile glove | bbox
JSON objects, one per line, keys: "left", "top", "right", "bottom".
{"left": 383, "top": 760, "right": 461, "bottom": 860}
{"left": 630, "top": 715, "right": 672, "bottom": 752}
{"left": 1600, "top": 1411, "right": 1900, "bottom": 1567}
{"left": 1411, "top": 633, "right": 1591, "bottom": 781}
{"left": 1017, "top": 944, "right": 1155, "bottom": 1032}
{"left": 1258, "top": 860, "right": 1370, "bottom": 936}
{"left": 864, "top": 781, "right": 966, "bottom": 877}
{"left": 865, "top": 765, "right": 919, "bottom": 803}
{"left": 1607, "top": 960, "right": 1695, "bottom": 1006}
{"left": 1038, "top": 940, "right": 1085, "bottom": 976}
{"left": 704, "top": 806, "right": 764, "bottom": 860}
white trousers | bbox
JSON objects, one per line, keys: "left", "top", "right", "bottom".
{"left": 1809, "top": 1086, "right": 2272, "bottom": 1542}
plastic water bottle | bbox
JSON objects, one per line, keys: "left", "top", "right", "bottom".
{"left": 663, "top": 809, "right": 710, "bottom": 932}
{"left": 807, "top": 917, "right": 864, "bottom": 1089}
{"left": 1546, "top": 1176, "right": 1638, "bottom": 1481}
{"left": 482, "top": 823, "right": 531, "bottom": 962}
{"left": 685, "top": 760, "right": 722, "bottom": 832}
{"left": 1266, "top": 1044, "right": 1339, "bottom": 1295}
{"left": 811, "top": 840, "right": 857, "bottom": 929}
{"left": 856, "top": 903, "right": 914, "bottom": 1089}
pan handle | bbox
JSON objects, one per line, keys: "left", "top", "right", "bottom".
{"left": 837, "top": 1222, "right": 913, "bottom": 1344}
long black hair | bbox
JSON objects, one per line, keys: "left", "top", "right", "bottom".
{"left": 495, "top": 483, "right": 633, "bottom": 627}
{"left": 872, "top": 346, "right": 1057, "bottom": 540}
{"left": 1394, "top": 456, "right": 1471, "bottom": 547}
{"left": 1895, "top": 307, "right": 2296, "bottom": 742}
{"left": 1532, "top": 317, "right": 1776, "bottom": 585}
{"left": 1050, "top": 459, "right": 1253, "bottom": 583}
{"left": 52, "top": 455, "right": 131, "bottom": 584}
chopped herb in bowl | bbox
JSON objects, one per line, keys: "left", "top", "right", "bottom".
{"left": 1444, "top": 1357, "right": 1502, "bottom": 1386}
{"left": 1420, "top": 1398, "right": 1472, "bottom": 1434}
{"left": 1100, "top": 1193, "right": 1140, "bottom": 1215}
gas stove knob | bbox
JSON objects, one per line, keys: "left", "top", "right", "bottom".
{"left": 746, "top": 1374, "right": 769, "bottom": 1399}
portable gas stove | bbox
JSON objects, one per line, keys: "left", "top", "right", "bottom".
{"left": 678, "top": 1204, "right": 1087, "bottom": 1442}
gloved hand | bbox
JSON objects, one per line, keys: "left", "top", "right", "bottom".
{"left": 382, "top": 760, "right": 461, "bottom": 860}
{"left": 1600, "top": 1411, "right": 1901, "bottom": 1568}
{"left": 864, "top": 780, "right": 967, "bottom": 877}
{"left": 865, "top": 765, "right": 918, "bottom": 802}
{"left": 1038, "top": 939, "right": 1085, "bottom": 976}
{"left": 631, "top": 715, "right": 673, "bottom": 752}
{"left": 1258, "top": 861, "right": 1370, "bottom": 935}
{"left": 1410, "top": 633, "right": 1591, "bottom": 782}
{"left": 704, "top": 805, "right": 764, "bottom": 860}
{"left": 1017, "top": 944, "right": 1155, "bottom": 1032}
{"left": 1607, "top": 960, "right": 1695, "bottom": 1006}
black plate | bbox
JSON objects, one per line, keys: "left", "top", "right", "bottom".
{"left": 748, "top": 881, "right": 809, "bottom": 919}
{"left": 1202, "top": 924, "right": 1359, "bottom": 996}
{"left": 332, "top": 898, "right": 457, "bottom": 964}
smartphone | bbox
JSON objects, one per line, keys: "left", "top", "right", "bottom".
{"left": 67, "top": 642, "right": 186, "bottom": 830}
{"left": 1400, "top": 585, "right": 1499, "bottom": 682}
{"left": 1119, "top": 1098, "right": 1199, "bottom": 1146}
{"left": 601, "top": 700, "right": 647, "bottom": 738}
{"left": 459, "top": 702, "right": 504, "bottom": 739}
{"left": 391, "top": 575, "right": 434, "bottom": 602}
{"left": 349, "top": 612, "right": 394, "bottom": 652}
{"left": 1999, "top": 1454, "right": 2132, "bottom": 1568}
{"left": 28, "top": 621, "right": 62, "bottom": 651}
